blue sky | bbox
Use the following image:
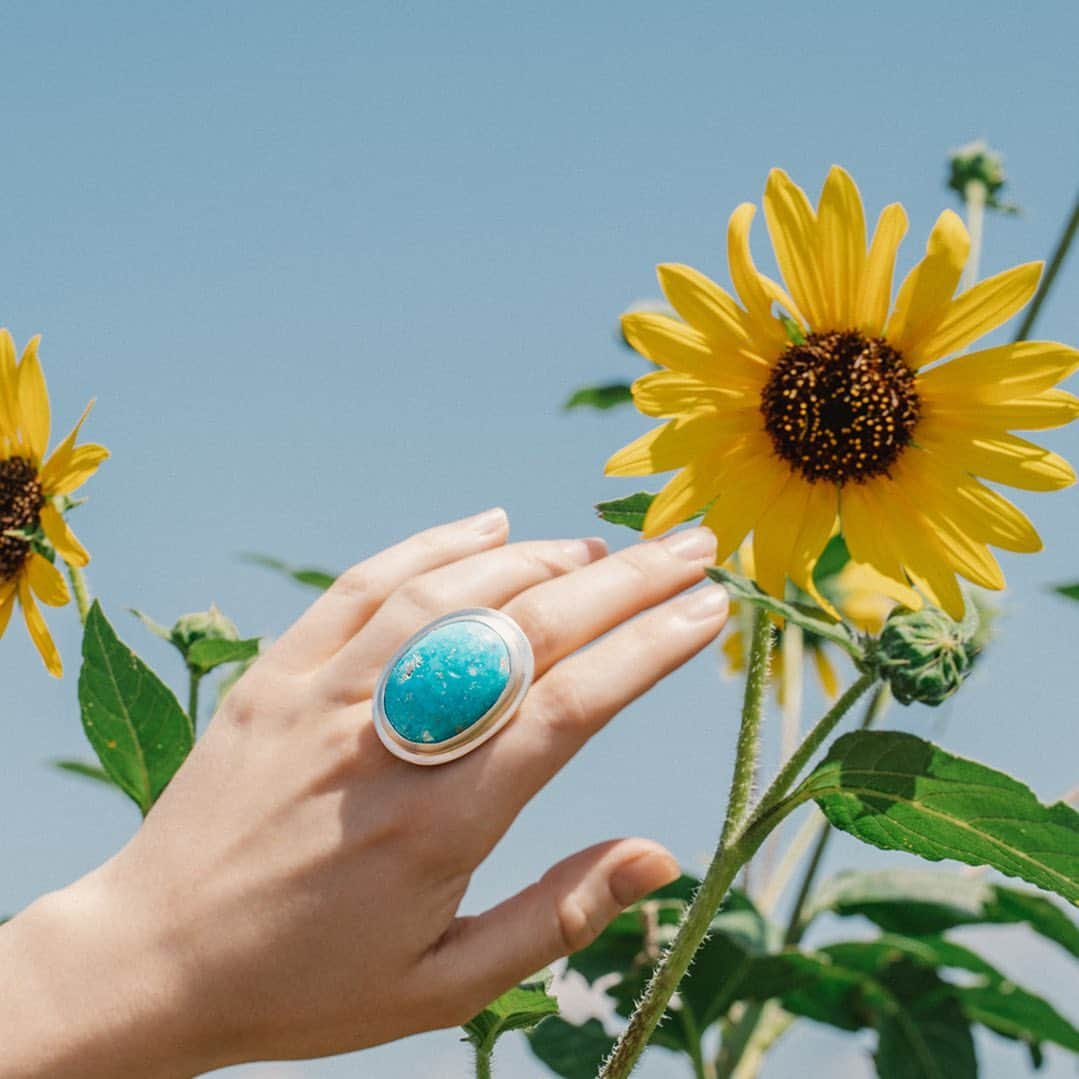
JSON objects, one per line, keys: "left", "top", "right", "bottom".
{"left": 1, "top": 2, "right": 1077, "bottom": 1076}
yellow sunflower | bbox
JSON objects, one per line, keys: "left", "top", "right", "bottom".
{"left": 0, "top": 331, "right": 108, "bottom": 675}
{"left": 721, "top": 541, "right": 918, "bottom": 699}
{"left": 606, "top": 167, "right": 1079, "bottom": 617}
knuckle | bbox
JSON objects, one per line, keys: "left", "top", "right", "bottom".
{"left": 553, "top": 891, "right": 603, "bottom": 954}
{"left": 333, "top": 563, "right": 373, "bottom": 601}
{"left": 614, "top": 545, "right": 661, "bottom": 593}
{"left": 515, "top": 602, "right": 558, "bottom": 662}
{"left": 536, "top": 674, "right": 590, "bottom": 737}
{"left": 396, "top": 573, "right": 449, "bottom": 615}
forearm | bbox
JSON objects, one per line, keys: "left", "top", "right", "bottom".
{"left": 0, "top": 869, "right": 213, "bottom": 1079}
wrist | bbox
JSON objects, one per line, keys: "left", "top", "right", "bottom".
{"left": 0, "top": 867, "right": 219, "bottom": 1078}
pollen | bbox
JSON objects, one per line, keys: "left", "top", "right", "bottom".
{"left": 0, "top": 457, "right": 43, "bottom": 581}
{"left": 760, "top": 330, "right": 920, "bottom": 485}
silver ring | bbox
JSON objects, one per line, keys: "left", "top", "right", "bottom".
{"left": 372, "top": 607, "right": 534, "bottom": 766}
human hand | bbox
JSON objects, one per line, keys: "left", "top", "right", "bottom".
{"left": 1, "top": 508, "right": 727, "bottom": 1077}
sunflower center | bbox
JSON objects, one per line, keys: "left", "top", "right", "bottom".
{"left": 0, "top": 457, "right": 44, "bottom": 581}
{"left": 760, "top": 329, "right": 920, "bottom": 485}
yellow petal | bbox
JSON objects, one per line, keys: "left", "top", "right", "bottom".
{"left": 857, "top": 204, "right": 908, "bottom": 336}
{"left": 41, "top": 443, "right": 109, "bottom": 497}
{"left": 917, "top": 425, "right": 1075, "bottom": 492}
{"left": 15, "top": 337, "right": 50, "bottom": 461}
{"left": 839, "top": 482, "right": 913, "bottom": 591}
{"left": 39, "top": 400, "right": 95, "bottom": 491}
{"left": 752, "top": 473, "right": 815, "bottom": 599}
{"left": 630, "top": 370, "right": 752, "bottom": 418}
{"left": 904, "top": 262, "right": 1042, "bottom": 368}
{"left": 40, "top": 503, "right": 91, "bottom": 567}
{"left": 928, "top": 389, "right": 1079, "bottom": 431}
{"left": 816, "top": 166, "right": 867, "bottom": 329}
{"left": 700, "top": 450, "right": 791, "bottom": 563}
{"left": 18, "top": 575, "right": 62, "bottom": 677}
{"left": 917, "top": 340, "right": 1079, "bottom": 403}
{"left": 950, "top": 474, "right": 1042, "bottom": 553}
{"left": 656, "top": 264, "right": 770, "bottom": 362}
{"left": 787, "top": 482, "right": 840, "bottom": 614}
{"left": 721, "top": 628, "right": 745, "bottom": 675}
{"left": 885, "top": 210, "right": 969, "bottom": 354}
{"left": 0, "top": 329, "right": 17, "bottom": 436}
{"left": 811, "top": 646, "right": 840, "bottom": 699}
{"left": 763, "top": 169, "right": 828, "bottom": 329}
{"left": 604, "top": 414, "right": 720, "bottom": 477}
{"left": 883, "top": 500, "right": 967, "bottom": 618}
{"left": 26, "top": 553, "right": 71, "bottom": 608}
{"left": 0, "top": 579, "right": 16, "bottom": 638}
{"left": 642, "top": 448, "right": 729, "bottom": 538}
{"left": 726, "top": 202, "right": 801, "bottom": 349}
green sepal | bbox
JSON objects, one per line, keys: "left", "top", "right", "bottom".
{"left": 564, "top": 382, "right": 634, "bottom": 411}
{"left": 461, "top": 970, "right": 559, "bottom": 1057}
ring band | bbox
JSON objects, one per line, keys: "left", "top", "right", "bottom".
{"left": 372, "top": 607, "right": 534, "bottom": 766}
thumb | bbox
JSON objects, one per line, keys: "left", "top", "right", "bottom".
{"left": 431, "top": 838, "right": 680, "bottom": 1014}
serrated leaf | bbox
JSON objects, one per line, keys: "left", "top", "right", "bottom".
{"left": 564, "top": 382, "right": 634, "bottom": 411}
{"left": 706, "top": 566, "right": 863, "bottom": 659}
{"left": 788, "top": 731, "right": 1079, "bottom": 905}
{"left": 806, "top": 869, "right": 1079, "bottom": 959}
{"left": 241, "top": 553, "right": 336, "bottom": 591}
{"left": 528, "top": 1017, "right": 615, "bottom": 1079}
{"left": 78, "top": 602, "right": 194, "bottom": 816}
{"left": 186, "top": 637, "right": 261, "bottom": 675}
{"left": 462, "top": 970, "right": 559, "bottom": 1056}
{"left": 1053, "top": 582, "right": 1079, "bottom": 602}
{"left": 53, "top": 758, "right": 121, "bottom": 790}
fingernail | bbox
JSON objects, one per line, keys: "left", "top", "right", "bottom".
{"left": 610, "top": 849, "right": 681, "bottom": 907}
{"left": 469, "top": 507, "right": 508, "bottom": 535}
{"left": 662, "top": 526, "right": 717, "bottom": 561}
{"left": 563, "top": 536, "right": 608, "bottom": 564}
{"left": 679, "top": 584, "right": 730, "bottom": 621}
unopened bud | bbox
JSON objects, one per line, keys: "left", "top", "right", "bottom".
{"left": 877, "top": 604, "right": 980, "bottom": 707}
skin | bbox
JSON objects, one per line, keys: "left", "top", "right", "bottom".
{"left": 0, "top": 508, "right": 727, "bottom": 1077}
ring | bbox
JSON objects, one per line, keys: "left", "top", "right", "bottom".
{"left": 372, "top": 608, "right": 534, "bottom": 766}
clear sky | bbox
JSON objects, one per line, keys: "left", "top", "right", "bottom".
{"left": 1, "top": 2, "right": 1077, "bottom": 1077}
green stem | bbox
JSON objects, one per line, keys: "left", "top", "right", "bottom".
{"left": 722, "top": 610, "right": 772, "bottom": 845}
{"left": 961, "top": 178, "right": 987, "bottom": 292}
{"left": 679, "top": 1007, "right": 710, "bottom": 1079}
{"left": 716, "top": 1003, "right": 764, "bottom": 1079}
{"left": 187, "top": 670, "right": 202, "bottom": 735}
{"left": 751, "top": 673, "right": 875, "bottom": 823}
{"left": 474, "top": 1044, "right": 493, "bottom": 1079}
{"left": 600, "top": 614, "right": 772, "bottom": 1079}
{"left": 1014, "top": 189, "right": 1079, "bottom": 342}
{"left": 65, "top": 563, "right": 92, "bottom": 625}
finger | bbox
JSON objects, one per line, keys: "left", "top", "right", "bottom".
{"left": 428, "top": 839, "right": 679, "bottom": 1016}
{"left": 321, "top": 536, "right": 609, "bottom": 702}
{"left": 269, "top": 507, "right": 509, "bottom": 671}
{"left": 501, "top": 526, "right": 718, "bottom": 678}
{"left": 463, "top": 582, "right": 730, "bottom": 811}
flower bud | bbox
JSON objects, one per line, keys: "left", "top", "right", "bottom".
{"left": 170, "top": 604, "right": 239, "bottom": 652}
{"left": 877, "top": 604, "right": 980, "bottom": 707}
{"left": 947, "top": 140, "right": 1017, "bottom": 213}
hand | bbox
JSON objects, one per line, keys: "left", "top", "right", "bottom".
{"left": 0, "top": 508, "right": 727, "bottom": 1077}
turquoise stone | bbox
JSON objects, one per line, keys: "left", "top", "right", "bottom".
{"left": 383, "top": 620, "right": 511, "bottom": 744}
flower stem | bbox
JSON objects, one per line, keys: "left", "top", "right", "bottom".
{"left": 1014, "top": 188, "right": 1079, "bottom": 342}
{"left": 65, "top": 563, "right": 92, "bottom": 624}
{"left": 961, "top": 178, "right": 987, "bottom": 291}
{"left": 474, "top": 1045, "right": 493, "bottom": 1079}
{"left": 722, "top": 609, "right": 772, "bottom": 845}
{"left": 187, "top": 670, "right": 202, "bottom": 735}
{"left": 600, "top": 613, "right": 772, "bottom": 1079}
{"left": 751, "top": 673, "right": 876, "bottom": 823}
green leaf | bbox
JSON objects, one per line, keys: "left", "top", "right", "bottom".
{"left": 806, "top": 869, "right": 1079, "bottom": 959}
{"left": 186, "top": 637, "right": 261, "bottom": 676}
{"left": 1054, "top": 582, "right": 1079, "bottom": 602}
{"left": 462, "top": 970, "right": 559, "bottom": 1057}
{"left": 528, "top": 1017, "right": 615, "bottom": 1079}
{"left": 78, "top": 602, "right": 194, "bottom": 816}
{"left": 812, "top": 534, "right": 852, "bottom": 586}
{"left": 960, "top": 981, "right": 1079, "bottom": 1056}
{"left": 53, "top": 758, "right": 121, "bottom": 790}
{"left": 594, "top": 491, "right": 707, "bottom": 533}
{"left": 787, "top": 731, "right": 1079, "bottom": 905}
{"left": 241, "top": 553, "right": 336, "bottom": 591}
{"left": 706, "top": 566, "right": 863, "bottom": 659}
{"left": 564, "top": 382, "right": 634, "bottom": 411}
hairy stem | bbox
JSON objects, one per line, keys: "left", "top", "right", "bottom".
{"left": 1014, "top": 188, "right": 1079, "bottom": 342}
{"left": 474, "top": 1044, "right": 493, "bottom": 1079}
{"left": 65, "top": 563, "right": 92, "bottom": 624}
{"left": 187, "top": 670, "right": 202, "bottom": 735}
{"left": 600, "top": 614, "right": 772, "bottom": 1078}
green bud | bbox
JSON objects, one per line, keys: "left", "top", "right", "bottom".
{"left": 947, "top": 140, "right": 1018, "bottom": 214}
{"left": 169, "top": 604, "right": 240, "bottom": 653}
{"left": 877, "top": 603, "right": 980, "bottom": 707}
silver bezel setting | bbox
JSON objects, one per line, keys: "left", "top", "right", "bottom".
{"left": 372, "top": 607, "right": 534, "bottom": 766}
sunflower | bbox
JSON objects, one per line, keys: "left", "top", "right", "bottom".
{"left": 0, "top": 331, "right": 108, "bottom": 675}
{"left": 721, "top": 540, "right": 919, "bottom": 699}
{"left": 606, "top": 167, "right": 1079, "bottom": 617}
